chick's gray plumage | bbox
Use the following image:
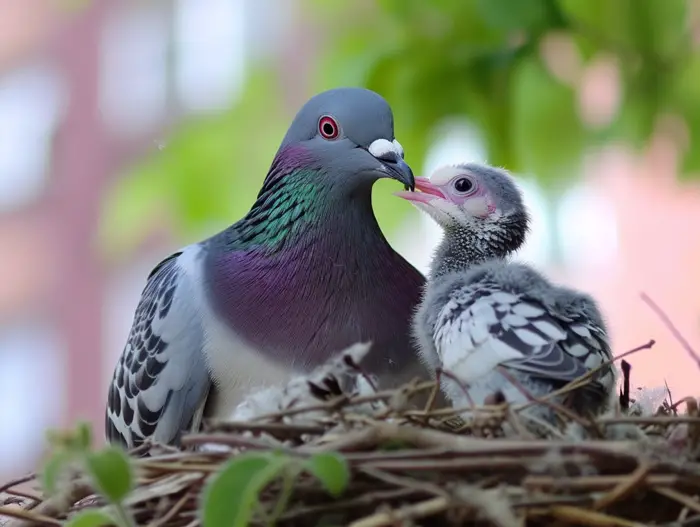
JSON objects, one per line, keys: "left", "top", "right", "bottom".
{"left": 399, "top": 163, "right": 616, "bottom": 423}
{"left": 415, "top": 260, "right": 615, "bottom": 417}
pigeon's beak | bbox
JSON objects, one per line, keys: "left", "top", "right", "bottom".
{"left": 368, "top": 138, "right": 415, "bottom": 191}
{"left": 394, "top": 176, "right": 446, "bottom": 204}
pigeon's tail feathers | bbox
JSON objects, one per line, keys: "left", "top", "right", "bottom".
{"left": 434, "top": 281, "right": 613, "bottom": 410}
{"left": 105, "top": 246, "right": 211, "bottom": 449}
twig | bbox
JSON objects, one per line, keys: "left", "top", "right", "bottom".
{"left": 205, "top": 421, "right": 326, "bottom": 437}
{"left": 3, "top": 481, "right": 92, "bottom": 527}
{"left": 0, "top": 506, "right": 61, "bottom": 526}
{"left": 279, "top": 488, "right": 421, "bottom": 521}
{"left": 529, "top": 504, "right": 645, "bottom": 527}
{"left": 180, "top": 433, "right": 290, "bottom": 452}
{"left": 148, "top": 492, "right": 192, "bottom": 527}
{"left": 497, "top": 366, "right": 596, "bottom": 432}
{"left": 641, "top": 292, "right": 700, "bottom": 369}
{"left": 435, "top": 367, "right": 477, "bottom": 410}
{"left": 598, "top": 416, "right": 700, "bottom": 426}
{"left": 592, "top": 462, "right": 651, "bottom": 510}
{"left": 348, "top": 496, "right": 449, "bottom": 527}
{"left": 665, "top": 379, "right": 675, "bottom": 414}
{"left": 361, "top": 467, "right": 446, "bottom": 497}
{"left": 654, "top": 486, "right": 700, "bottom": 515}
{"left": 523, "top": 474, "right": 679, "bottom": 491}
{"left": 0, "top": 476, "right": 34, "bottom": 496}
{"left": 619, "top": 360, "right": 631, "bottom": 412}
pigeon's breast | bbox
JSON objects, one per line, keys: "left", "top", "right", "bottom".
{"left": 204, "top": 245, "right": 422, "bottom": 376}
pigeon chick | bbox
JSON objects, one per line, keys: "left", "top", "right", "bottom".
{"left": 106, "top": 88, "right": 429, "bottom": 450}
{"left": 396, "top": 163, "right": 616, "bottom": 427}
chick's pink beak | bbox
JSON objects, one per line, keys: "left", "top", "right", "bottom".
{"left": 394, "top": 176, "right": 446, "bottom": 204}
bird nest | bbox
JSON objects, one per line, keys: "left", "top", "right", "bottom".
{"left": 1, "top": 350, "right": 700, "bottom": 527}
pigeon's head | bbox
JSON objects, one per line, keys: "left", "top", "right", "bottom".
{"left": 396, "top": 163, "right": 529, "bottom": 249}
{"left": 277, "top": 87, "right": 414, "bottom": 192}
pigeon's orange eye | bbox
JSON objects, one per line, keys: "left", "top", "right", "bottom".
{"left": 319, "top": 115, "right": 340, "bottom": 140}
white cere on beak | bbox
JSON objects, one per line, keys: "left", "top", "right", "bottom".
{"left": 369, "top": 138, "right": 403, "bottom": 159}
{"left": 393, "top": 139, "right": 404, "bottom": 159}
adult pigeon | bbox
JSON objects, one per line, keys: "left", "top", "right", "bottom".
{"left": 106, "top": 88, "right": 428, "bottom": 449}
{"left": 395, "top": 163, "right": 616, "bottom": 424}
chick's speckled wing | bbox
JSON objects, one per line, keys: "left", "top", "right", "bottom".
{"left": 105, "top": 247, "right": 211, "bottom": 449}
{"left": 433, "top": 282, "right": 612, "bottom": 393}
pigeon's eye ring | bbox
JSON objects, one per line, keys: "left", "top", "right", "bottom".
{"left": 318, "top": 115, "right": 340, "bottom": 140}
{"left": 453, "top": 176, "right": 475, "bottom": 194}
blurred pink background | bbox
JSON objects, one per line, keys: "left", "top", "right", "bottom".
{"left": 0, "top": 0, "right": 698, "bottom": 480}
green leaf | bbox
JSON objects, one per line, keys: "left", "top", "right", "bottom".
{"left": 633, "top": 0, "right": 688, "bottom": 60}
{"left": 475, "top": 0, "right": 551, "bottom": 32}
{"left": 668, "top": 54, "right": 700, "bottom": 176}
{"left": 201, "top": 452, "right": 291, "bottom": 527}
{"left": 558, "top": 0, "right": 639, "bottom": 52}
{"left": 510, "top": 55, "right": 585, "bottom": 187}
{"left": 41, "top": 451, "right": 75, "bottom": 496}
{"left": 65, "top": 510, "right": 115, "bottom": 527}
{"left": 303, "top": 452, "right": 350, "bottom": 498}
{"left": 74, "top": 422, "right": 93, "bottom": 451}
{"left": 84, "top": 447, "right": 134, "bottom": 504}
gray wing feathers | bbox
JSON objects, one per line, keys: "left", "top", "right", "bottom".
{"left": 105, "top": 250, "right": 210, "bottom": 449}
{"left": 434, "top": 283, "right": 612, "bottom": 391}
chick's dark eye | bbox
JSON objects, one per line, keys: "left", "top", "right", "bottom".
{"left": 319, "top": 115, "right": 339, "bottom": 140}
{"left": 454, "top": 177, "right": 473, "bottom": 193}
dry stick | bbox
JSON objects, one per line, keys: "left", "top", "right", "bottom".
{"left": 341, "top": 422, "right": 642, "bottom": 462}
{"left": 496, "top": 366, "right": 596, "bottom": 432}
{"left": 279, "top": 488, "right": 421, "bottom": 521}
{"left": 434, "top": 367, "right": 485, "bottom": 437}
{"left": 0, "top": 506, "right": 61, "bottom": 526}
{"left": 148, "top": 491, "right": 192, "bottom": 527}
{"left": 653, "top": 486, "right": 700, "bottom": 515}
{"left": 361, "top": 467, "right": 447, "bottom": 497}
{"left": 619, "top": 360, "right": 631, "bottom": 411}
{"left": 205, "top": 421, "right": 326, "bottom": 437}
{"left": 528, "top": 504, "right": 644, "bottom": 527}
{"left": 592, "top": 462, "right": 652, "bottom": 510}
{"left": 348, "top": 496, "right": 449, "bottom": 527}
{"left": 0, "top": 476, "right": 34, "bottom": 496}
{"left": 360, "top": 455, "right": 593, "bottom": 472}
{"left": 2, "top": 481, "right": 92, "bottom": 527}
{"left": 597, "top": 416, "right": 700, "bottom": 425}
{"left": 421, "top": 373, "right": 441, "bottom": 419}
{"left": 181, "top": 433, "right": 291, "bottom": 452}
{"left": 641, "top": 292, "right": 700, "bottom": 369}
{"left": 523, "top": 474, "right": 679, "bottom": 491}
{"left": 665, "top": 379, "right": 675, "bottom": 412}
{"left": 435, "top": 368, "right": 477, "bottom": 410}
{"left": 504, "top": 407, "right": 536, "bottom": 439}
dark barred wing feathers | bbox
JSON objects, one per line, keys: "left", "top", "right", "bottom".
{"left": 105, "top": 249, "right": 211, "bottom": 449}
{"left": 433, "top": 282, "right": 614, "bottom": 402}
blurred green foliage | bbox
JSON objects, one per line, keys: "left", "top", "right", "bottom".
{"left": 101, "top": 0, "right": 699, "bottom": 256}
